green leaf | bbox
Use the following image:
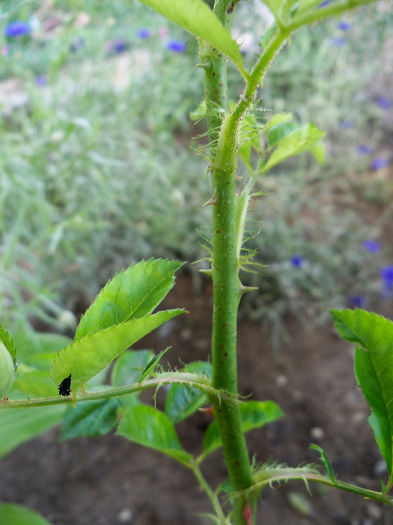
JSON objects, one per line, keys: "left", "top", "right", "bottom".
{"left": 268, "top": 120, "right": 299, "bottom": 147}
{"left": 310, "top": 140, "right": 325, "bottom": 164}
{"left": 13, "top": 330, "right": 71, "bottom": 363}
{"left": 259, "top": 0, "right": 286, "bottom": 21}
{"left": 117, "top": 404, "right": 192, "bottom": 465}
{"left": 51, "top": 310, "right": 184, "bottom": 393}
{"left": 75, "top": 259, "right": 182, "bottom": 340}
{"left": 13, "top": 370, "right": 58, "bottom": 397}
{"left": 139, "top": 347, "right": 171, "bottom": 384}
{"left": 330, "top": 309, "right": 393, "bottom": 481}
{"left": 189, "top": 99, "right": 206, "bottom": 122}
{"left": 111, "top": 349, "right": 155, "bottom": 386}
{"left": 202, "top": 400, "right": 284, "bottom": 458}
{"left": 0, "top": 324, "right": 16, "bottom": 363}
{"left": 264, "top": 112, "right": 293, "bottom": 133}
{"left": 165, "top": 361, "right": 212, "bottom": 423}
{"left": 310, "top": 444, "right": 336, "bottom": 483}
{"left": 238, "top": 115, "right": 260, "bottom": 171}
{"left": 261, "top": 123, "right": 325, "bottom": 174}
{"left": 137, "top": 0, "right": 246, "bottom": 77}
{"left": 0, "top": 503, "right": 52, "bottom": 525}
{"left": 61, "top": 395, "right": 138, "bottom": 441}
{"left": 0, "top": 405, "right": 65, "bottom": 458}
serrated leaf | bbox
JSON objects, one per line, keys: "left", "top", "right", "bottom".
{"left": 139, "top": 347, "right": 170, "bottom": 384}
{"left": 51, "top": 310, "right": 184, "bottom": 393}
{"left": 165, "top": 361, "right": 212, "bottom": 423}
{"left": 310, "top": 444, "right": 336, "bottom": 482}
{"left": 117, "top": 404, "right": 192, "bottom": 465}
{"left": 0, "top": 323, "right": 16, "bottom": 363}
{"left": 0, "top": 405, "right": 65, "bottom": 458}
{"left": 261, "top": 123, "right": 325, "bottom": 174}
{"left": 111, "top": 349, "right": 154, "bottom": 386}
{"left": 330, "top": 308, "right": 393, "bottom": 483}
{"left": 137, "top": 0, "right": 246, "bottom": 77}
{"left": 202, "top": 400, "right": 284, "bottom": 458}
{"left": 0, "top": 504, "right": 52, "bottom": 525}
{"left": 75, "top": 259, "right": 182, "bottom": 340}
{"left": 60, "top": 394, "right": 139, "bottom": 441}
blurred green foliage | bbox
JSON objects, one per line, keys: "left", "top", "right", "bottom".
{"left": 0, "top": 0, "right": 391, "bottom": 339}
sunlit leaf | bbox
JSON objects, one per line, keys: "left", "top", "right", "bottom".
{"left": 75, "top": 259, "right": 183, "bottom": 340}
{"left": 137, "top": 0, "right": 246, "bottom": 77}
{"left": 0, "top": 504, "right": 52, "bottom": 525}
{"left": 202, "top": 400, "right": 284, "bottom": 458}
{"left": 330, "top": 308, "right": 393, "bottom": 482}
{"left": 165, "top": 361, "right": 212, "bottom": 423}
{"left": 51, "top": 310, "right": 184, "bottom": 393}
{"left": 260, "top": 123, "right": 325, "bottom": 173}
{"left": 117, "top": 404, "right": 192, "bottom": 465}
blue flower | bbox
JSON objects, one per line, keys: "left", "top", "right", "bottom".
{"left": 356, "top": 144, "right": 373, "bottom": 155}
{"left": 330, "top": 37, "right": 346, "bottom": 47}
{"left": 370, "top": 157, "right": 390, "bottom": 171}
{"left": 4, "top": 21, "right": 31, "bottom": 37}
{"left": 137, "top": 28, "right": 151, "bottom": 39}
{"left": 362, "top": 239, "right": 381, "bottom": 253}
{"left": 319, "top": 0, "right": 331, "bottom": 6}
{"left": 290, "top": 255, "right": 304, "bottom": 268}
{"left": 166, "top": 40, "right": 187, "bottom": 53}
{"left": 70, "top": 37, "right": 85, "bottom": 52}
{"left": 105, "top": 38, "right": 128, "bottom": 55}
{"left": 338, "top": 21, "right": 351, "bottom": 31}
{"left": 349, "top": 295, "right": 365, "bottom": 308}
{"left": 339, "top": 119, "right": 354, "bottom": 129}
{"left": 381, "top": 265, "right": 393, "bottom": 295}
{"left": 376, "top": 97, "right": 391, "bottom": 110}
{"left": 35, "top": 75, "right": 47, "bottom": 86}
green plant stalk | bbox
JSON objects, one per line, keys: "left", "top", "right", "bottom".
{"left": 0, "top": 372, "right": 221, "bottom": 409}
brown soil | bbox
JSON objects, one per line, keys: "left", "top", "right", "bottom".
{"left": 1, "top": 276, "right": 393, "bottom": 525}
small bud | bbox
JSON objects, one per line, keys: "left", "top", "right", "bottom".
{"left": 242, "top": 503, "right": 253, "bottom": 525}
{"left": 199, "top": 406, "right": 214, "bottom": 416}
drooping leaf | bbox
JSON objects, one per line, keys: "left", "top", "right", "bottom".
{"left": 0, "top": 503, "right": 52, "bottom": 525}
{"left": 139, "top": 347, "right": 171, "bottom": 384}
{"left": 202, "top": 400, "right": 284, "bottom": 458}
{"left": 260, "top": 123, "right": 325, "bottom": 174}
{"left": 117, "top": 404, "right": 192, "bottom": 465}
{"left": 165, "top": 361, "right": 212, "bottom": 423}
{"left": 0, "top": 323, "right": 16, "bottom": 363}
{"left": 60, "top": 394, "right": 139, "bottom": 441}
{"left": 51, "top": 310, "right": 184, "bottom": 393}
{"left": 137, "top": 0, "right": 246, "bottom": 77}
{"left": 75, "top": 259, "right": 183, "bottom": 340}
{"left": 330, "top": 309, "right": 393, "bottom": 481}
{"left": 0, "top": 405, "right": 65, "bottom": 458}
{"left": 111, "top": 349, "right": 155, "bottom": 387}
{"left": 310, "top": 444, "right": 336, "bottom": 482}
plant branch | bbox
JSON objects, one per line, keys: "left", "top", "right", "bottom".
{"left": 190, "top": 460, "right": 229, "bottom": 523}
{"left": 0, "top": 372, "right": 223, "bottom": 410}
{"left": 242, "top": 467, "right": 393, "bottom": 506}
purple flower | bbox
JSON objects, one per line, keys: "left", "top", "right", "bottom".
{"left": 137, "top": 28, "right": 151, "bottom": 39}
{"left": 370, "top": 157, "right": 390, "bottom": 171}
{"left": 376, "top": 97, "right": 391, "bottom": 110}
{"left": 166, "top": 40, "right": 187, "bottom": 53}
{"left": 349, "top": 295, "right": 365, "bottom": 308}
{"left": 381, "top": 265, "right": 393, "bottom": 295}
{"left": 105, "top": 38, "right": 128, "bottom": 55}
{"left": 5, "top": 21, "right": 31, "bottom": 37}
{"left": 319, "top": 0, "right": 331, "bottom": 6}
{"left": 338, "top": 21, "right": 351, "bottom": 31}
{"left": 35, "top": 75, "right": 47, "bottom": 86}
{"left": 330, "top": 37, "right": 346, "bottom": 47}
{"left": 362, "top": 239, "right": 381, "bottom": 253}
{"left": 339, "top": 119, "right": 354, "bottom": 129}
{"left": 356, "top": 144, "right": 374, "bottom": 155}
{"left": 290, "top": 255, "right": 304, "bottom": 268}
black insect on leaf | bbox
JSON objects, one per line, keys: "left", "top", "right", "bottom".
{"left": 58, "top": 374, "right": 72, "bottom": 396}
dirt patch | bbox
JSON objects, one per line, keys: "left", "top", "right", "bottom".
{"left": 1, "top": 275, "right": 392, "bottom": 524}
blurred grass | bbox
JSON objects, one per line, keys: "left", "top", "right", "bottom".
{"left": 0, "top": 0, "right": 392, "bottom": 339}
